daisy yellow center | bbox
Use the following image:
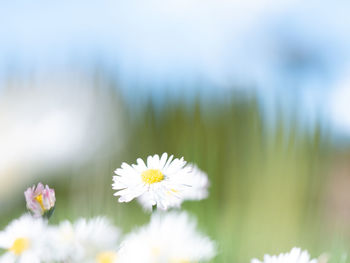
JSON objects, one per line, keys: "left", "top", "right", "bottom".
{"left": 35, "top": 194, "right": 45, "bottom": 210}
{"left": 141, "top": 169, "right": 164, "bottom": 184}
{"left": 96, "top": 251, "right": 117, "bottom": 263}
{"left": 9, "top": 238, "right": 30, "bottom": 255}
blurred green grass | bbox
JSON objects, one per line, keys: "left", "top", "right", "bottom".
{"left": 0, "top": 79, "right": 347, "bottom": 262}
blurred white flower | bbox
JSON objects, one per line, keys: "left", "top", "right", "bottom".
{"left": 49, "top": 217, "right": 120, "bottom": 263}
{"left": 112, "top": 153, "right": 196, "bottom": 210}
{"left": 137, "top": 163, "right": 209, "bottom": 211}
{"left": 251, "top": 247, "right": 318, "bottom": 263}
{"left": 24, "top": 182, "right": 55, "bottom": 218}
{"left": 182, "top": 164, "right": 209, "bottom": 201}
{"left": 0, "top": 214, "right": 53, "bottom": 263}
{"left": 118, "top": 211, "right": 216, "bottom": 263}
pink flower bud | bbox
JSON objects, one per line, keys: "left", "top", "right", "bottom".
{"left": 24, "top": 183, "right": 56, "bottom": 218}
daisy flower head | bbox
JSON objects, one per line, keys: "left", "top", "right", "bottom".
{"left": 0, "top": 214, "right": 53, "bottom": 263}
{"left": 24, "top": 182, "right": 55, "bottom": 218}
{"left": 251, "top": 247, "right": 318, "bottom": 263}
{"left": 118, "top": 211, "right": 216, "bottom": 263}
{"left": 113, "top": 153, "right": 194, "bottom": 211}
{"left": 49, "top": 217, "right": 120, "bottom": 263}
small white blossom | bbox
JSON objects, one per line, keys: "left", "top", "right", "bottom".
{"left": 251, "top": 248, "right": 318, "bottom": 263}
{"left": 118, "top": 211, "right": 216, "bottom": 263}
{"left": 49, "top": 217, "right": 120, "bottom": 263}
{"left": 0, "top": 214, "right": 54, "bottom": 263}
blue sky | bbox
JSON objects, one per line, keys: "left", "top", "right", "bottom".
{"left": 1, "top": 0, "right": 350, "bottom": 137}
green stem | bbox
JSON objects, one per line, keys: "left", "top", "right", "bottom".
{"left": 43, "top": 206, "right": 55, "bottom": 220}
{"left": 152, "top": 204, "right": 157, "bottom": 212}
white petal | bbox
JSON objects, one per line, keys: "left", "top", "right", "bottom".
{"left": 147, "top": 155, "right": 154, "bottom": 169}
{"left": 163, "top": 154, "right": 174, "bottom": 170}
{"left": 159, "top": 153, "right": 168, "bottom": 169}
{"left": 152, "top": 154, "right": 160, "bottom": 168}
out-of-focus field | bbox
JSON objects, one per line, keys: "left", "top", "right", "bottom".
{"left": 0, "top": 74, "right": 348, "bottom": 263}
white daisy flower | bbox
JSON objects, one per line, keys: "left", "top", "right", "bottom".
{"left": 0, "top": 214, "right": 53, "bottom": 263}
{"left": 112, "top": 153, "right": 194, "bottom": 210}
{"left": 118, "top": 211, "right": 216, "bottom": 263}
{"left": 49, "top": 217, "right": 120, "bottom": 263}
{"left": 251, "top": 247, "right": 318, "bottom": 263}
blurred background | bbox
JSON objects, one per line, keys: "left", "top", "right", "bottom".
{"left": 1, "top": 0, "right": 350, "bottom": 262}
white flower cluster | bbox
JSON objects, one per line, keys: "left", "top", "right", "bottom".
{"left": 0, "top": 212, "right": 215, "bottom": 263}
{"left": 0, "top": 153, "right": 321, "bottom": 263}
{"left": 0, "top": 215, "right": 120, "bottom": 263}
